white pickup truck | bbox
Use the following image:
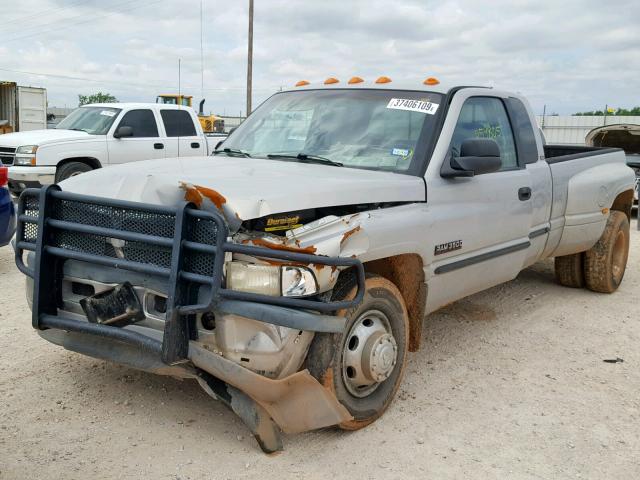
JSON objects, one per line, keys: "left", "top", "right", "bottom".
{"left": 1, "top": 103, "right": 225, "bottom": 195}
{"left": 14, "top": 79, "right": 635, "bottom": 453}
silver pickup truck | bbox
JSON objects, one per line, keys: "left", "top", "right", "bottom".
{"left": 14, "top": 79, "right": 635, "bottom": 453}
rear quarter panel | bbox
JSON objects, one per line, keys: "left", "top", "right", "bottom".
{"left": 544, "top": 150, "right": 635, "bottom": 257}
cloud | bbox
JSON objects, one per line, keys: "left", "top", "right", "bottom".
{"left": 0, "top": 0, "right": 638, "bottom": 114}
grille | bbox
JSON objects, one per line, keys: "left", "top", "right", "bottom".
{"left": 0, "top": 147, "right": 16, "bottom": 165}
{"left": 52, "top": 199, "right": 176, "bottom": 238}
{"left": 21, "top": 194, "right": 219, "bottom": 276}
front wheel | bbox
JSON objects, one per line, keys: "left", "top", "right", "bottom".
{"left": 306, "top": 274, "right": 409, "bottom": 430}
{"left": 55, "top": 162, "right": 92, "bottom": 182}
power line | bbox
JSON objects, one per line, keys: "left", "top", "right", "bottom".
{"left": 4, "top": 0, "right": 95, "bottom": 25}
{"left": 3, "top": 0, "right": 165, "bottom": 44}
{"left": 0, "top": 66, "right": 277, "bottom": 93}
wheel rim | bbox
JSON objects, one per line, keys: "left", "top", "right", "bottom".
{"left": 611, "top": 229, "right": 628, "bottom": 283}
{"left": 342, "top": 309, "right": 398, "bottom": 398}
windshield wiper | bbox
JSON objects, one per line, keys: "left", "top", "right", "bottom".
{"left": 213, "top": 147, "right": 252, "bottom": 157}
{"left": 266, "top": 153, "right": 343, "bottom": 167}
{"left": 67, "top": 128, "right": 89, "bottom": 132}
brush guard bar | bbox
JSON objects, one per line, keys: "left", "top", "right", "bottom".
{"left": 15, "top": 185, "right": 365, "bottom": 364}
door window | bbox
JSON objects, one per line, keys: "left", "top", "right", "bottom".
{"left": 450, "top": 97, "right": 518, "bottom": 170}
{"left": 506, "top": 97, "right": 539, "bottom": 164}
{"left": 116, "top": 109, "right": 158, "bottom": 137}
{"left": 161, "top": 110, "right": 197, "bottom": 137}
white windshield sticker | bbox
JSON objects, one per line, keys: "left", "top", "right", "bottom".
{"left": 100, "top": 110, "right": 116, "bottom": 117}
{"left": 386, "top": 98, "right": 439, "bottom": 115}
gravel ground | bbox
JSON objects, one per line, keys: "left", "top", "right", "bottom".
{"left": 1, "top": 224, "right": 639, "bottom": 479}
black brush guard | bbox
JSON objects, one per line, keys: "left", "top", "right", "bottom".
{"left": 15, "top": 185, "right": 365, "bottom": 365}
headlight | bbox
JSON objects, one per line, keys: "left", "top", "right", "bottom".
{"left": 226, "top": 262, "right": 318, "bottom": 297}
{"left": 15, "top": 145, "right": 38, "bottom": 166}
{"left": 16, "top": 145, "right": 38, "bottom": 154}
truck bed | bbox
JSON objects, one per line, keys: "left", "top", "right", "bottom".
{"left": 544, "top": 145, "right": 621, "bottom": 163}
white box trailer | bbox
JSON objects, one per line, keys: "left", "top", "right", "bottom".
{"left": 0, "top": 82, "right": 47, "bottom": 134}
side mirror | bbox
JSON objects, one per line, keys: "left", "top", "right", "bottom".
{"left": 441, "top": 138, "right": 502, "bottom": 178}
{"left": 113, "top": 125, "right": 133, "bottom": 139}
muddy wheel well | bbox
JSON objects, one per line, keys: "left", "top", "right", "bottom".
{"left": 58, "top": 157, "right": 102, "bottom": 171}
{"left": 364, "top": 254, "right": 426, "bottom": 352}
{"left": 611, "top": 189, "right": 634, "bottom": 221}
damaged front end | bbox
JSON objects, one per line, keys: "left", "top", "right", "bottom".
{"left": 14, "top": 185, "right": 366, "bottom": 453}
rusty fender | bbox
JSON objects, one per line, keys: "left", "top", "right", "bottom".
{"left": 189, "top": 342, "right": 352, "bottom": 433}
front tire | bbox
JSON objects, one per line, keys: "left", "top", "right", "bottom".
{"left": 306, "top": 274, "right": 409, "bottom": 430}
{"left": 584, "top": 211, "right": 630, "bottom": 293}
{"left": 55, "top": 162, "right": 92, "bottom": 182}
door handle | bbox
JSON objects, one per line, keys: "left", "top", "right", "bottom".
{"left": 154, "top": 143, "right": 164, "bottom": 150}
{"left": 190, "top": 142, "right": 200, "bottom": 149}
{"left": 518, "top": 187, "right": 532, "bottom": 201}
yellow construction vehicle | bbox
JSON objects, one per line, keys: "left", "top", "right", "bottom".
{"left": 156, "top": 94, "right": 225, "bottom": 133}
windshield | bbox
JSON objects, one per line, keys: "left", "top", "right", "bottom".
{"left": 221, "top": 89, "right": 444, "bottom": 173}
{"left": 56, "top": 107, "right": 121, "bottom": 135}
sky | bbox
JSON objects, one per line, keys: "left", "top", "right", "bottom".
{"left": 1, "top": 0, "right": 639, "bottom": 116}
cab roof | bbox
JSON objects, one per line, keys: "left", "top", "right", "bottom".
{"left": 81, "top": 103, "right": 191, "bottom": 110}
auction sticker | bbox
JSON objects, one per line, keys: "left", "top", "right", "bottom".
{"left": 100, "top": 110, "right": 116, "bottom": 117}
{"left": 386, "top": 98, "right": 439, "bottom": 115}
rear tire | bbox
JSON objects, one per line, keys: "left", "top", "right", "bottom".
{"left": 55, "top": 162, "right": 92, "bottom": 182}
{"left": 555, "top": 253, "right": 585, "bottom": 288}
{"left": 305, "top": 273, "right": 409, "bottom": 430}
{"left": 584, "top": 211, "right": 630, "bottom": 293}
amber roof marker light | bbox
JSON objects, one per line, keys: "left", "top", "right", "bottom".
{"left": 348, "top": 76, "right": 364, "bottom": 84}
{"left": 375, "top": 76, "right": 392, "bottom": 84}
{"left": 423, "top": 77, "right": 440, "bottom": 86}
{"left": 324, "top": 77, "right": 340, "bottom": 85}
{"left": 295, "top": 80, "right": 310, "bottom": 87}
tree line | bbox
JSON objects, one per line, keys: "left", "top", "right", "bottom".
{"left": 573, "top": 107, "right": 640, "bottom": 116}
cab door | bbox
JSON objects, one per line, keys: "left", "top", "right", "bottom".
{"left": 107, "top": 109, "right": 165, "bottom": 164}
{"left": 424, "top": 94, "right": 534, "bottom": 313}
{"left": 159, "top": 109, "right": 206, "bottom": 158}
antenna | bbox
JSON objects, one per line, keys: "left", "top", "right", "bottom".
{"left": 200, "top": 0, "right": 204, "bottom": 103}
{"left": 177, "top": 58, "right": 181, "bottom": 158}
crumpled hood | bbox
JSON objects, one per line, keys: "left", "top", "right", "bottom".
{"left": 0, "top": 129, "right": 91, "bottom": 147}
{"left": 60, "top": 156, "right": 425, "bottom": 220}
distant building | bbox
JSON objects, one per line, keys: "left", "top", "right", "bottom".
{"left": 536, "top": 115, "right": 640, "bottom": 145}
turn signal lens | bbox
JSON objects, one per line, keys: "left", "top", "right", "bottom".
{"left": 281, "top": 266, "right": 318, "bottom": 297}
{"left": 295, "top": 80, "right": 310, "bottom": 87}
{"left": 375, "top": 76, "right": 392, "bottom": 84}
{"left": 348, "top": 76, "right": 364, "bottom": 84}
{"left": 423, "top": 77, "right": 440, "bottom": 85}
{"left": 324, "top": 77, "right": 339, "bottom": 85}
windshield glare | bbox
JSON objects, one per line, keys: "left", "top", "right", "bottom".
{"left": 56, "top": 107, "right": 121, "bottom": 135}
{"left": 221, "top": 89, "right": 443, "bottom": 173}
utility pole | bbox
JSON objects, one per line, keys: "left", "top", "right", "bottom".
{"left": 246, "top": 0, "right": 254, "bottom": 116}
